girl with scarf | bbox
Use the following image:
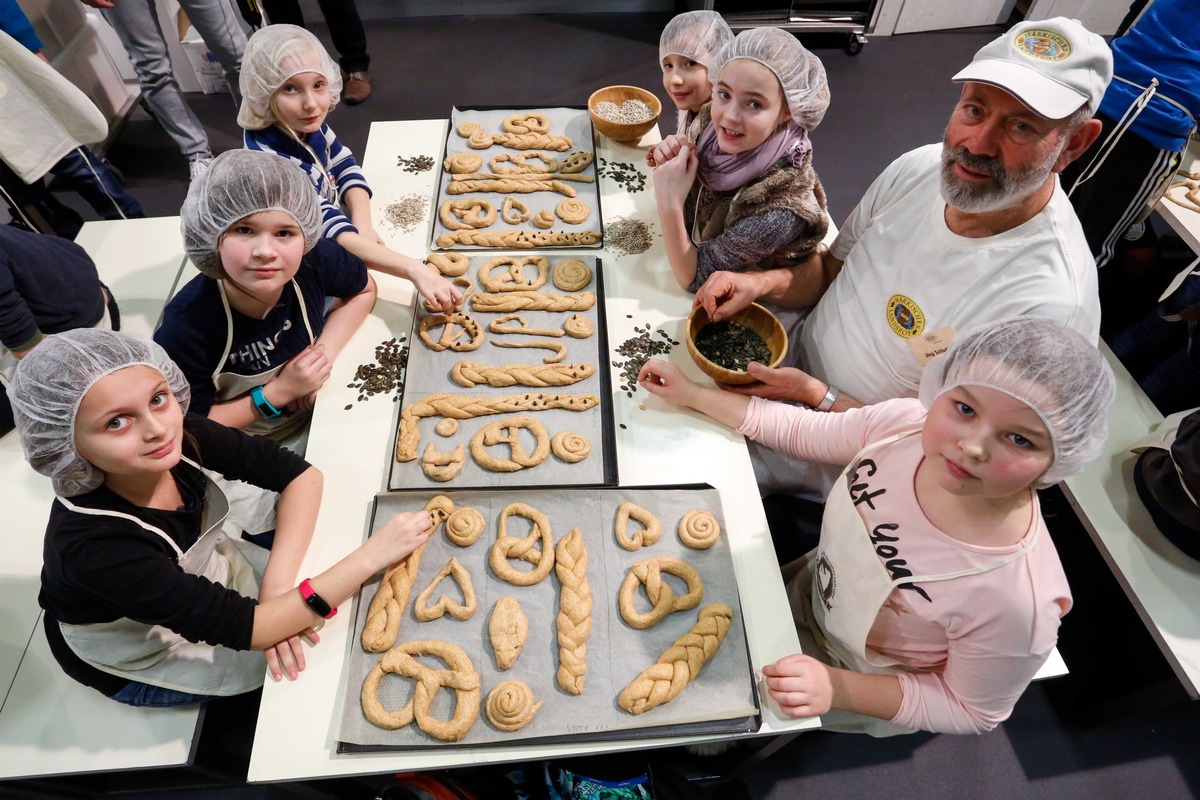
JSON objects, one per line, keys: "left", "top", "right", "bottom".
{"left": 651, "top": 28, "right": 831, "bottom": 293}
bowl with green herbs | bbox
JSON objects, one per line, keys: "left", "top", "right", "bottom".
{"left": 686, "top": 303, "right": 788, "bottom": 385}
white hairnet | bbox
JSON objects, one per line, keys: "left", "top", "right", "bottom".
{"left": 180, "top": 149, "right": 322, "bottom": 279}
{"left": 917, "top": 317, "right": 1115, "bottom": 487}
{"left": 238, "top": 23, "right": 342, "bottom": 130}
{"left": 709, "top": 27, "right": 830, "bottom": 131}
{"left": 659, "top": 10, "right": 734, "bottom": 69}
{"left": 7, "top": 329, "right": 191, "bottom": 498}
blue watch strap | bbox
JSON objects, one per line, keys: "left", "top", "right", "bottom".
{"left": 250, "top": 385, "right": 282, "bottom": 419}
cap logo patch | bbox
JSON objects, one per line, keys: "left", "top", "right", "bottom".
{"left": 1014, "top": 30, "right": 1071, "bottom": 61}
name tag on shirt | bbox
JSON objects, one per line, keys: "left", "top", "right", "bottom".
{"left": 907, "top": 326, "right": 957, "bottom": 366}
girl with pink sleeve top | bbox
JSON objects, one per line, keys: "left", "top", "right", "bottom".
{"left": 638, "top": 317, "right": 1114, "bottom": 735}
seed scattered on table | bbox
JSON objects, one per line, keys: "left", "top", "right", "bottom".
{"left": 383, "top": 194, "right": 428, "bottom": 234}
{"left": 346, "top": 336, "right": 409, "bottom": 408}
{"left": 605, "top": 216, "right": 654, "bottom": 257}
{"left": 597, "top": 159, "right": 646, "bottom": 193}
{"left": 613, "top": 324, "right": 675, "bottom": 398}
{"left": 396, "top": 154, "right": 435, "bottom": 173}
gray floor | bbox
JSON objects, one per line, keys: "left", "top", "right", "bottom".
{"left": 25, "top": 10, "right": 1200, "bottom": 800}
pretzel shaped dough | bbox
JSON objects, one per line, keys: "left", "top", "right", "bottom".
{"left": 423, "top": 276, "right": 475, "bottom": 314}
{"left": 552, "top": 259, "right": 592, "bottom": 292}
{"left": 618, "top": 604, "right": 732, "bottom": 716}
{"left": 555, "top": 198, "right": 590, "bottom": 225}
{"left": 418, "top": 312, "right": 484, "bottom": 352}
{"left": 439, "top": 199, "right": 496, "bottom": 231}
{"left": 490, "top": 502, "right": 555, "bottom": 586}
{"left": 502, "top": 112, "right": 552, "bottom": 134}
{"left": 489, "top": 595, "right": 528, "bottom": 670}
{"left": 478, "top": 256, "right": 550, "bottom": 292}
{"left": 360, "top": 639, "right": 480, "bottom": 741}
{"left": 421, "top": 442, "right": 465, "bottom": 482}
{"left": 426, "top": 252, "right": 470, "bottom": 277}
{"left": 450, "top": 360, "right": 595, "bottom": 388}
{"left": 486, "top": 680, "right": 542, "bottom": 732}
{"left": 551, "top": 431, "right": 590, "bottom": 463}
{"left": 470, "top": 415, "right": 550, "bottom": 472}
{"left": 618, "top": 556, "right": 704, "bottom": 629}
{"left": 489, "top": 313, "right": 563, "bottom": 337}
{"left": 532, "top": 210, "right": 555, "bottom": 229}
{"left": 446, "top": 507, "right": 485, "bottom": 546}
{"left": 413, "top": 557, "right": 477, "bottom": 621}
{"left": 562, "top": 314, "right": 594, "bottom": 339}
{"left": 492, "top": 338, "right": 567, "bottom": 364}
{"left": 491, "top": 151, "right": 558, "bottom": 174}
{"left": 560, "top": 151, "right": 595, "bottom": 174}
{"left": 501, "top": 197, "right": 531, "bottom": 225}
{"left": 614, "top": 502, "right": 662, "bottom": 551}
{"left": 443, "top": 152, "right": 482, "bottom": 174}
{"left": 678, "top": 510, "right": 721, "bottom": 550}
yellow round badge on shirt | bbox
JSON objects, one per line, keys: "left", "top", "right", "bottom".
{"left": 886, "top": 294, "right": 925, "bottom": 339}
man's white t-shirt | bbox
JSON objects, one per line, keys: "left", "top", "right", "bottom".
{"left": 800, "top": 143, "right": 1101, "bottom": 406}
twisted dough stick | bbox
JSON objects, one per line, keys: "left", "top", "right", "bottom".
{"left": 551, "top": 431, "right": 591, "bottom": 463}
{"left": 471, "top": 290, "right": 596, "bottom": 313}
{"left": 555, "top": 198, "right": 590, "bottom": 225}
{"left": 489, "top": 595, "right": 528, "bottom": 670}
{"left": 678, "top": 510, "right": 721, "bottom": 550}
{"left": 413, "top": 557, "right": 477, "bottom": 621}
{"left": 492, "top": 338, "right": 568, "bottom": 364}
{"left": 420, "top": 442, "right": 465, "bottom": 482}
{"left": 445, "top": 507, "right": 485, "bottom": 546}
{"left": 362, "top": 496, "right": 454, "bottom": 651}
{"left": 488, "top": 314, "right": 564, "bottom": 337}
{"left": 443, "top": 152, "right": 482, "bottom": 174}
{"left": 450, "top": 360, "right": 595, "bottom": 388}
{"left": 478, "top": 256, "right": 550, "bottom": 292}
{"left": 436, "top": 229, "right": 602, "bottom": 249}
{"left": 491, "top": 151, "right": 557, "bottom": 173}
{"left": 618, "top": 556, "right": 704, "bottom": 629}
{"left": 451, "top": 171, "right": 594, "bottom": 184}
{"left": 614, "top": 501, "right": 662, "bottom": 551}
{"left": 531, "top": 210, "right": 555, "bottom": 230}
{"left": 360, "top": 639, "right": 480, "bottom": 740}
{"left": 446, "top": 179, "right": 577, "bottom": 197}
{"left": 501, "top": 197, "right": 531, "bottom": 224}
{"left": 563, "top": 314, "right": 594, "bottom": 339}
{"left": 502, "top": 112, "right": 552, "bottom": 134}
{"left": 470, "top": 415, "right": 551, "bottom": 472}
{"left": 490, "top": 502, "right": 555, "bottom": 586}
{"left": 553, "top": 259, "right": 592, "bottom": 292}
{"left": 438, "top": 199, "right": 496, "bottom": 231}
{"left": 396, "top": 392, "right": 599, "bottom": 462}
{"left": 426, "top": 252, "right": 470, "bottom": 277}
{"left": 617, "top": 604, "right": 733, "bottom": 716}
{"left": 493, "top": 132, "right": 573, "bottom": 151}
{"left": 486, "top": 680, "right": 543, "bottom": 732}
{"left": 555, "top": 528, "right": 592, "bottom": 695}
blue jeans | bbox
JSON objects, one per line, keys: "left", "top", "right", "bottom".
{"left": 49, "top": 148, "right": 144, "bottom": 220}
{"left": 111, "top": 680, "right": 214, "bottom": 708}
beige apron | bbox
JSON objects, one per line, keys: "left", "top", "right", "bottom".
{"left": 790, "top": 430, "right": 1039, "bottom": 735}
{"left": 56, "top": 460, "right": 268, "bottom": 696}
{"left": 210, "top": 280, "right": 315, "bottom": 533}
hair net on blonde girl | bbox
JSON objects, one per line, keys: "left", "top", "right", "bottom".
{"left": 180, "top": 149, "right": 323, "bottom": 279}
{"left": 7, "top": 329, "right": 192, "bottom": 497}
{"left": 917, "top": 317, "right": 1115, "bottom": 487}
{"left": 659, "top": 10, "right": 733, "bottom": 70}
{"left": 238, "top": 23, "right": 342, "bottom": 130}
{"left": 708, "top": 27, "right": 830, "bottom": 131}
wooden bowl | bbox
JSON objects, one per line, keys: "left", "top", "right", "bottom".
{"left": 686, "top": 303, "right": 788, "bottom": 385}
{"left": 588, "top": 85, "right": 662, "bottom": 143}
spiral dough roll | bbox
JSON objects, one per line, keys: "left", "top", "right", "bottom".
{"left": 678, "top": 510, "right": 721, "bottom": 550}
{"left": 486, "top": 679, "right": 543, "bottom": 732}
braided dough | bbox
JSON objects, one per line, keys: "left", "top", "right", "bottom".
{"left": 555, "top": 198, "right": 590, "bottom": 225}
{"left": 551, "top": 431, "right": 591, "bottom": 463}
{"left": 562, "top": 314, "right": 594, "bottom": 339}
{"left": 502, "top": 113, "right": 551, "bottom": 134}
{"left": 443, "top": 152, "right": 482, "bottom": 174}
{"left": 470, "top": 415, "right": 550, "bottom": 472}
{"left": 471, "top": 290, "right": 596, "bottom": 313}
{"left": 489, "top": 595, "right": 528, "bottom": 670}
{"left": 619, "top": 556, "right": 704, "bottom": 629}
{"left": 678, "top": 510, "right": 721, "bottom": 550}
{"left": 423, "top": 276, "right": 475, "bottom": 314}
{"left": 552, "top": 259, "right": 592, "bottom": 292}
{"left": 491, "top": 338, "right": 567, "bottom": 364}
{"left": 413, "top": 557, "right": 477, "bottom": 621}
{"left": 451, "top": 172, "right": 594, "bottom": 184}
{"left": 420, "top": 442, "right": 465, "bottom": 482}
{"left": 560, "top": 151, "right": 594, "bottom": 174}
{"left": 360, "top": 639, "right": 480, "bottom": 741}
{"left": 479, "top": 256, "right": 550, "bottom": 292}
{"left": 426, "top": 252, "right": 470, "bottom": 277}
{"left": 490, "top": 502, "right": 555, "bottom": 586}
{"left": 396, "top": 392, "right": 599, "bottom": 462}
{"left": 362, "top": 496, "right": 453, "bottom": 651}
{"left": 617, "top": 604, "right": 733, "bottom": 716}
{"left": 554, "top": 528, "right": 591, "bottom": 695}
{"left": 450, "top": 360, "right": 595, "bottom": 388}
{"left": 418, "top": 312, "right": 484, "bottom": 352}
{"left": 488, "top": 314, "right": 563, "bottom": 337}
{"left": 446, "top": 178, "right": 577, "bottom": 197}
{"left": 438, "top": 199, "right": 496, "bottom": 230}
{"left": 491, "top": 151, "right": 557, "bottom": 174}
{"left": 446, "top": 507, "right": 485, "bottom": 547}
{"left": 501, "top": 197, "right": 531, "bottom": 224}
{"left": 532, "top": 210, "right": 555, "bottom": 229}
{"left": 614, "top": 502, "right": 662, "bottom": 551}
{"left": 486, "top": 680, "right": 542, "bottom": 732}
{"left": 436, "top": 229, "right": 602, "bottom": 249}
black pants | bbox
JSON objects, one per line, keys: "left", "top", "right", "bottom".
{"left": 260, "top": 0, "right": 369, "bottom": 74}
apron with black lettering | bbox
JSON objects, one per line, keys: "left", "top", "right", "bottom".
{"left": 56, "top": 460, "right": 268, "bottom": 696}
{"left": 790, "top": 430, "right": 1038, "bottom": 734}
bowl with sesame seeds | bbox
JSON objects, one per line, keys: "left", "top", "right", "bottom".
{"left": 686, "top": 303, "right": 787, "bottom": 385}
{"left": 588, "top": 85, "right": 661, "bottom": 143}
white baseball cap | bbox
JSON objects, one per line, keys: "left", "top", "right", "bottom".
{"left": 952, "top": 17, "right": 1113, "bottom": 120}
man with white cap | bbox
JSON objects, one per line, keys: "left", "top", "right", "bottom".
{"left": 694, "top": 18, "right": 1111, "bottom": 498}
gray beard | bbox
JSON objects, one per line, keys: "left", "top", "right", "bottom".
{"left": 939, "top": 139, "right": 1063, "bottom": 214}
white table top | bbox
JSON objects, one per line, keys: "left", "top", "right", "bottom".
{"left": 1155, "top": 137, "right": 1200, "bottom": 254}
{"left": 246, "top": 119, "right": 819, "bottom": 783}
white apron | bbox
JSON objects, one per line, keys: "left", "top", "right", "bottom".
{"left": 210, "top": 280, "right": 315, "bottom": 533}
{"left": 789, "top": 430, "right": 1039, "bottom": 735}
{"left": 56, "top": 460, "right": 268, "bottom": 696}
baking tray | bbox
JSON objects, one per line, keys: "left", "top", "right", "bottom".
{"left": 388, "top": 254, "right": 616, "bottom": 491}
{"left": 431, "top": 105, "right": 603, "bottom": 251}
{"left": 337, "top": 485, "right": 760, "bottom": 752}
